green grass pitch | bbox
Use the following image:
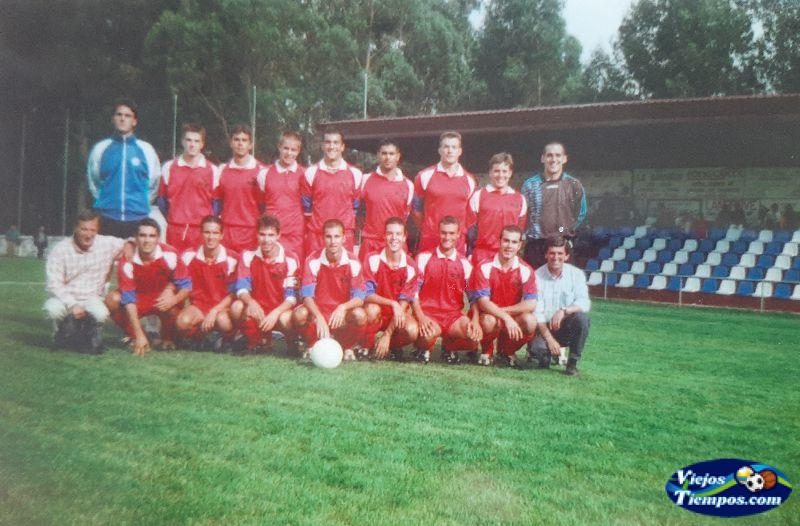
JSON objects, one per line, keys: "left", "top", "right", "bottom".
{"left": 0, "top": 257, "right": 797, "bottom": 525}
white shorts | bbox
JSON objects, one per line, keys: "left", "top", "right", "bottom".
{"left": 44, "top": 297, "right": 110, "bottom": 323}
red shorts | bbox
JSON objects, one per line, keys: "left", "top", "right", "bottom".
{"left": 166, "top": 223, "right": 202, "bottom": 253}
{"left": 280, "top": 232, "right": 305, "bottom": 266}
{"left": 226, "top": 225, "right": 258, "bottom": 253}
{"left": 470, "top": 246, "right": 496, "bottom": 267}
{"left": 428, "top": 310, "right": 465, "bottom": 336}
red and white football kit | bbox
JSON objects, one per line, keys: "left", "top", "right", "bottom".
{"left": 359, "top": 168, "right": 414, "bottom": 261}
{"left": 363, "top": 249, "right": 419, "bottom": 347}
{"left": 158, "top": 155, "right": 220, "bottom": 252}
{"left": 113, "top": 244, "right": 192, "bottom": 341}
{"left": 181, "top": 245, "right": 238, "bottom": 315}
{"left": 301, "top": 160, "right": 362, "bottom": 255}
{"left": 413, "top": 163, "right": 476, "bottom": 254}
{"left": 217, "top": 155, "right": 265, "bottom": 252}
{"left": 235, "top": 243, "right": 300, "bottom": 348}
{"left": 257, "top": 161, "right": 306, "bottom": 263}
{"left": 470, "top": 255, "right": 537, "bottom": 356}
{"left": 468, "top": 185, "right": 527, "bottom": 265}
{"left": 416, "top": 247, "right": 473, "bottom": 351}
{"left": 300, "top": 248, "right": 366, "bottom": 348}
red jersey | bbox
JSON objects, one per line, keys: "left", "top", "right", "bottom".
{"left": 301, "top": 160, "right": 363, "bottom": 236}
{"left": 416, "top": 247, "right": 472, "bottom": 318}
{"left": 118, "top": 244, "right": 191, "bottom": 306}
{"left": 217, "top": 156, "right": 265, "bottom": 228}
{"left": 257, "top": 161, "right": 305, "bottom": 240}
{"left": 158, "top": 155, "right": 219, "bottom": 226}
{"left": 236, "top": 243, "right": 299, "bottom": 312}
{"left": 469, "top": 185, "right": 527, "bottom": 255}
{"left": 364, "top": 249, "right": 418, "bottom": 317}
{"left": 181, "top": 245, "right": 238, "bottom": 312}
{"left": 470, "top": 254, "right": 537, "bottom": 307}
{"left": 301, "top": 248, "right": 366, "bottom": 318}
{"left": 360, "top": 168, "right": 414, "bottom": 242}
{"left": 413, "top": 163, "right": 476, "bottom": 252}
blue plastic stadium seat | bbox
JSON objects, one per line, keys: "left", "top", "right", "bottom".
{"left": 764, "top": 241, "right": 783, "bottom": 255}
{"left": 722, "top": 253, "right": 740, "bottom": 267}
{"left": 626, "top": 248, "right": 642, "bottom": 261}
{"left": 712, "top": 265, "right": 730, "bottom": 278}
{"left": 697, "top": 239, "right": 715, "bottom": 253}
{"left": 736, "top": 281, "right": 755, "bottom": 296}
{"left": 793, "top": 257, "right": 800, "bottom": 271}
{"left": 618, "top": 227, "right": 634, "bottom": 237}
{"left": 731, "top": 240, "right": 748, "bottom": 254}
{"left": 746, "top": 267, "right": 766, "bottom": 280}
{"left": 636, "top": 237, "right": 652, "bottom": 250}
{"left": 668, "top": 238, "right": 683, "bottom": 251}
{"left": 597, "top": 247, "right": 612, "bottom": 260}
{"left": 708, "top": 229, "right": 726, "bottom": 241}
{"left": 773, "top": 230, "right": 791, "bottom": 243}
{"left": 785, "top": 269, "right": 800, "bottom": 282}
{"left": 592, "top": 226, "right": 609, "bottom": 239}
{"left": 634, "top": 275, "right": 651, "bottom": 289}
{"left": 657, "top": 249, "right": 674, "bottom": 263}
{"left": 607, "top": 236, "right": 623, "bottom": 249}
{"left": 677, "top": 263, "right": 694, "bottom": 276}
{"left": 645, "top": 262, "right": 662, "bottom": 274}
{"left": 689, "top": 251, "right": 707, "bottom": 265}
{"left": 585, "top": 258, "right": 600, "bottom": 271}
{"left": 739, "top": 229, "right": 758, "bottom": 242}
{"left": 756, "top": 254, "right": 776, "bottom": 269}
{"left": 700, "top": 279, "right": 719, "bottom": 293}
{"left": 666, "top": 276, "right": 682, "bottom": 291}
{"left": 614, "top": 261, "right": 630, "bottom": 273}
{"left": 774, "top": 283, "right": 793, "bottom": 299}
{"left": 606, "top": 273, "right": 619, "bottom": 286}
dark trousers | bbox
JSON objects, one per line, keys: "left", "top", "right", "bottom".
{"left": 99, "top": 215, "right": 140, "bottom": 239}
{"left": 529, "top": 311, "right": 590, "bottom": 365}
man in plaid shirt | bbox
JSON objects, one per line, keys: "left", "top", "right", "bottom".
{"left": 45, "top": 210, "right": 127, "bottom": 354}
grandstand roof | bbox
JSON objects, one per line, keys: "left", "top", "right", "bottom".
{"left": 327, "top": 94, "right": 800, "bottom": 170}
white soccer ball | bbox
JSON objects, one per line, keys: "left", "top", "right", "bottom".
{"left": 310, "top": 337, "right": 343, "bottom": 369}
{"left": 745, "top": 473, "right": 765, "bottom": 493}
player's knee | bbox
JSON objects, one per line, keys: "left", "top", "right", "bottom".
{"left": 349, "top": 307, "right": 367, "bottom": 326}
{"left": 480, "top": 313, "right": 498, "bottom": 332}
{"left": 43, "top": 298, "right": 67, "bottom": 320}
{"left": 405, "top": 320, "right": 419, "bottom": 341}
{"left": 519, "top": 313, "right": 537, "bottom": 333}
{"left": 176, "top": 311, "right": 194, "bottom": 330}
{"left": 230, "top": 299, "right": 244, "bottom": 319}
{"left": 105, "top": 290, "right": 121, "bottom": 310}
{"left": 292, "top": 306, "right": 309, "bottom": 326}
{"left": 364, "top": 303, "right": 381, "bottom": 322}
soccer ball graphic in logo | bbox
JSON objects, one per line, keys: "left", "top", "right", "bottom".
{"left": 736, "top": 465, "right": 777, "bottom": 493}
{"left": 745, "top": 473, "right": 765, "bottom": 493}
{"left": 735, "top": 465, "right": 754, "bottom": 484}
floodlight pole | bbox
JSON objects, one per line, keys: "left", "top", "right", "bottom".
{"left": 17, "top": 112, "right": 27, "bottom": 231}
{"left": 171, "top": 92, "right": 178, "bottom": 159}
{"left": 62, "top": 109, "right": 70, "bottom": 236}
{"left": 251, "top": 85, "right": 257, "bottom": 152}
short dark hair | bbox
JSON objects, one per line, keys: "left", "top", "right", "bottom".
{"left": 137, "top": 217, "right": 161, "bottom": 236}
{"left": 230, "top": 124, "right": 252, "bottom": 140}
{"left": 320, "top": 127, "right": 345, "bottom": 143}
{"left": 75, "top": 209, "right": 100, "bottom": 225}
{"left": 384, "top": 216, "right": 406, "bottom": 233}
{"left": 439, "top": 215, "right": 459, "bottom": 229}
{"left": 500, "top": 224, "right": 523, "bottom": 239}
{"left": 542, "top": 141, "right": 567, "bottom": 156}
{"left": 323, "top": 218, "right": 345, "bottom": 234}
{"left": 200, "top": 215, "right": 223, "bottom": 230}
{"left": 378, "top": 138, "right": 400, "bottom": 152}
{"left": 545, "top": 236, "right": 571, "bottom": 255}
{"left": 114, "top": 99, "right": 138, "bottom": 119}
{"left": 258, "top": 215, "right": 281, "bottom": 234}
{"left": 182, "top": 122, "right": 207, "bottom": 143}
{"left": 489, "top": 152, "right": 514, "bottom": 171}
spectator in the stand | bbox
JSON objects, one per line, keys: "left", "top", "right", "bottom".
{"left": 5, "top": 224, "right": 20, "bottom": 256}
{"left": 34, "top": 226, "right": 48, "bottom": 259}
{"left": 731, "top": 202, "right": 746, "bottom": 226}
{"left": 692, "top": 213, "right": 709, "bottom": 239}
{"left": 715, "top": 204, "right": 734, "bottom": 228}
{"left": 612, "top": 187, "right": 636, "bottom": 228}
{"left": 781, "top": 204, "right": 798, "bottom": 231}
{"left": 655, "top": 203, "right": 672, "bottom": 229}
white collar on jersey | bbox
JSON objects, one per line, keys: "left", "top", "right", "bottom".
{"left": 133, "top": 244, "right": 164, "bottom": 265}
{"left": 379, "top": 248, "right": 408, "bottom": 267}
{"left": 492, "top": 253, "right": 520, "bottom": 270}
{"left": 436, "top": 162, "right": 464, "bottom": 177}
{"left": 485, "top": 183, "right": 515, "bottom": 194}
{"left": 435, "top": 246, "right": 458, "bottom": 261}
{"left": 194, "top": 245, "right": 228, "bottom": 263}
{"left": 274, "top": 160, "right": 298, "bottom": 173}
{"left": 376, "top": 167, "right": 405, "bottom": 181}
{"left": 321, "top": 247, "right": 351, "bottom": 266}
{"left": 177, "top": 154, "right": 207, "bottom": 168}
{"left": 256, "top": 243, "right": 286, "bottom": 263}
{"left": 228, "top": 155, "right": 258, "bottom": 170}
{"left": 319, "top": 159, "right": 348, "bottom": 172}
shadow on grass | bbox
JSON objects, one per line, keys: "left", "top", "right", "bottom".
{"left": 9, "top": 330, "right": 54, "bottom": 350}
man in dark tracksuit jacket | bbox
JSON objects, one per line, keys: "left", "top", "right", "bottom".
{"left": 521, "top": 142, "right": 587, "bottom": 268}
{"left": 87, "top": 100, "right": 161, "bottom": 238}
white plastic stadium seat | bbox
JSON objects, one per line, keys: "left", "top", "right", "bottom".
{"left": 764, "top": 268, "right": 783, "bottom": 282}
{"left": 673, "top": 250, "right": 689, "bottom": 264}
{"left": 622, "top": 236, "right": 637, "bottom": 249}
{"left": 792, "top": 230, "right": 800, "bottom": 243}
{"left": 611, "top": 247, "right": 626, "bottom": 261}
{"left": 714, "top": 240, "right": 731, "bottom": 253}
{"left": 739, "top": 254, "right": 756, "bottom": 268}
{"left": 642, "top": 249, "right": 658, "bottom": 263}
{"left": 652, "top": 238, "right": 667, "bottom": 251}
{"left": 729, "top": 266, "right": 746, "bottom": 280}
{"left": 587, "top": 271, "right": 603, "bottom": 286}
{"left": 717, "top": 280, "right": 736, "bottom": 295}
{"left": 706, "top": 252, "right": 722, "bottom": 266}
{"left": 682, "top": 277, "right": 701, "bottom": 292}
{"left": 630, "top": 261, "right": 645, "bottom": 274}
{"left": 753, "top": 282, "right": 773, "bottom": 298}
{"left": 634, "top": 225, "right": 649, "bottom": 238}
{"left": 792, "top": 284, "right": 800, "bottom": 300}
{"left": 758, "top": 230, "right": 773, "bottom": 243}
{"left": 725, "top": 226, "right": 742, "bottom": 241}
{"left": 648, "top": 275, "right": 667, "bottom": 290}
{"left": 747, "top": 241, "right": 764, "bottom": 255}
{"left": 617, "top": 273, "right": 635, "bottom": 288}
{"left": 600, "top": 259, "right": 615, "bottom": 272}
{"left": 662, "top": 263, "right": 678, "bottom": 276}
{"left": 775, "top": 255, "right": 792, "bottom": 270}
{"left": 683, "top": 239, "right": 698, "bottom": 252}
{"left": 782, "top": 242, "right": 798, "bottom": 257}
{"left": 694, "top": 264, "right": 711, "bottom": 278}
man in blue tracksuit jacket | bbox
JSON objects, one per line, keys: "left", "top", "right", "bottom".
{"left": 87, "top": 100, "right": 161, "bottom": 238}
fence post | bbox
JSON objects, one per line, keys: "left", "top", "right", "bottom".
{"left": 62, "top": 109, "right": 70, "bottom": 236}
